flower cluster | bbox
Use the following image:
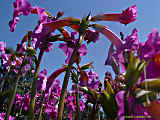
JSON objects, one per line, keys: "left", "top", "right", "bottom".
{"left": 15, "top": 93, "right": 30, "bottom": 111}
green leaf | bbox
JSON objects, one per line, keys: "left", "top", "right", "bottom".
{"left": 64, "top": 17, "right": 81, "bottom": 25}
{"left": 125, "top": 53, "right": 148, "bottom": 88}
{"left": 80, "top": 62, "right": 93, "bottom": 71}
{"left": 78, "top": 12, "right": 91, "bottom": 36}
{"left": 47, "top": 34, "right": 61, "bottom": 42}
{"left": 99, "top": 90, "right": 118, "bottom": 119}
{"left": 139, "top": 79, "right": 160, "bottom": 91}
{"left": 104, "top": 80, "right": 114, "bottom": 95}
{"left": 71, "top": 71, "right": 79, "bottom": 83}
{"left": 134, "top": 89, "right": 158, "bottom": 104}
{"left": 26, "top": 47, "right": 36, "bottom": 57}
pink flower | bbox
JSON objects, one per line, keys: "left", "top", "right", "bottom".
{"left": 84, "top": 29, "right": 99, "bottom": 43}
{"left": 119, "top": 5, "right": 137, "bottom": 25}
{"left": 92, "top": 24, "right": 123, "bottom": 49}
{"left": 59, "top": 32, "right": 87, "bottom": 64}
{"left": 0, "top": 41, "right": 6, "bottom": 54}
{"left": 8, "top": 17, "right": 19, "bottom": 32}
{"left": 91, "top": 5, "right": 137, "bottom": 25}
{"left": 9, "top": 0, "right": 33, "bottom": 32}
{"left": 0, "top": 112, "right": 15, "bottom": 120}
{"left": 139, "top": 29, "right": 160, "bottom": 79}
{"left": 37, "top": 69, "right": 48, "bottom": 91}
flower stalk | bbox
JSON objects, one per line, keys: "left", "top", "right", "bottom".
{"left": 5, "top": 55, "right": 26, "bottom": 120}
{"left": 75, "top": 81, "right": 80, "bottom": 120}
{"left": 28, "top": 49, "right": 44, "bottom": 119}
{"left": 38, "top": 97, "right": 44, "bottom": 120}
{"left": 124, "top": 89, "right": 129, "bottom": 120}
{"left": 57, "top": 37, "right": 82, "bottom": 120}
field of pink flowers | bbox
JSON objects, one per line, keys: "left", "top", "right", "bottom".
{"left": 0, "top": 0, "right": 160, "bottom": 120}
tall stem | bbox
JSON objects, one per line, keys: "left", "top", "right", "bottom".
{"left": 38, "top": 97, "right": 44, "bottom": 120}
{"left": 28, "top": 49, "right": 44, "bottom": 119}
{"left": 57, "top": 42, "right": 80, "bottom": 120}
{"left": 0, "top": 68, "right": 10, "bottom": 92}
{"left": 75, "top": 83, "right": 80, "bottom": 120}
{"left": 5, "top": 54, "right": 26, "bottom": 120}
{"left": 89, "top": 104, "right": 97, "bottom": 120}
{"left": 124, "top": 89, "right": 129, "bottom": 120}
{"left": 5, "top": 72, "right": 21, "bottom": 120}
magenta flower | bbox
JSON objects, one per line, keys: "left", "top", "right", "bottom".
{"left": 123, "top": 28, "right": 139, "bottom": 51}
{"left": 0, "top": 41, "right": 5, "bottom": 54}
{"left": 44, "top": 100, "right": 58, "bottom": 118}
{"left": 0, "top": 112, "right": 15, "bottom": 120}
{"left": 139, "top": 29, "right": 160, "bottom": 79}
{"left": 47, "top": 79, "right": 61, "bottom": 98}
{"left": 105, "top": 44, "right": 120, "bottom": 75}
{"left": 31, "top": 6, "right": 54, "bottom": 52}
{"left": 59, "top": 32, "right": 87, "bottom": 64}
{"left": 119, "top": 5, "right": 137, "bottom": 25}
{"left": 80, "top": 70, "right": 101, "bottom": 90}
{"left": 0, "top": 42, "right": 32, "bottom": 75}
{"left": 87, "top": 70, "right": 101, "bottom": 89}
{"left": 32, "top": 6, "right": 51, "bottom": 23}
{"left": 14, "top": 93, "right": 30, "bottom": 111}
{"left": 92, "top": 24, "right": 123, "bottom": 49}
{"left": 43, "top": 79, "right": 61, "bottom": 119}
{"left": 14, "top": 94, "right": 23, "bottom": 108}
{"left": 84, "top": 29, "right": 100, "bottom": 43}
{"left": 1, "top": 54, "right": 11, "bottom": 70}
{"left": 9, "top": 0, "right": 33, "bottom": 32}
{"left": 91, "top": 5, "right": 137, "bottom": 25}
{"left": 21, "top": 93, "right": 30, "bottom": 111}
{"left": 106, "top": 28, "right": 139, "bottom": 73}
{"left": 115, "top": 91, "right": 152, "bottom": 120}
{"left": 37, "top": 69, "right": 48, "bottom": 91}
{"left": 65, "top": 90, "right": 85, "bottom": 119}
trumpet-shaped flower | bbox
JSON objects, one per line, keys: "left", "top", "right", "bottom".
{"left": 119, "top": 5, "right": 137, "bottom": 25}
{"left": 91, "top": 5, "right": 137, "bottom": 25}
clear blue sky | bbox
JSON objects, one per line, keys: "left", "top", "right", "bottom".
{"left": 1, "top": 0, "right": 160, "bottom": 82}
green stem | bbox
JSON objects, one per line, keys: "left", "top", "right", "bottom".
{"left": 0, "top": 70, "right": 9, "bottom": 92}
{"left": 19, "top": 107, "right": 22, "bottom": 115}
{"left": 5, "top": 55, "right": 26, "bottom": 120}
{"left": 89, "top": 104, "right": 97, "bottom": 120}
{"left": 38, "top": 97, "right": 44, "bottom": 120}
{"left": 57, "top": 40, "right": 81, "bottom": 120}
{"left": 28, "top": 49, "right": 44, "bottom": 120}
{"left": 5, "top": 72, "right": 21, "bottom": 120}
{"left": 75, "top": 83, "right": 80, "bottom": 120}
{"left": 124, "top": 90, "right": 129, "bottom": 120}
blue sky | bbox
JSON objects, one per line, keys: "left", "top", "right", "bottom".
{"left": 1, "top": 0, "right": 160, "bottom": 82}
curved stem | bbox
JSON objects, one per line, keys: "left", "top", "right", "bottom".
{"left": 28, "top": 49, "right": 44, "bottom": 120}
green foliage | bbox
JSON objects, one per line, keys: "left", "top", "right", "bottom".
{"left": 125, "top": 52, "right": 148, "bottom": 88}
